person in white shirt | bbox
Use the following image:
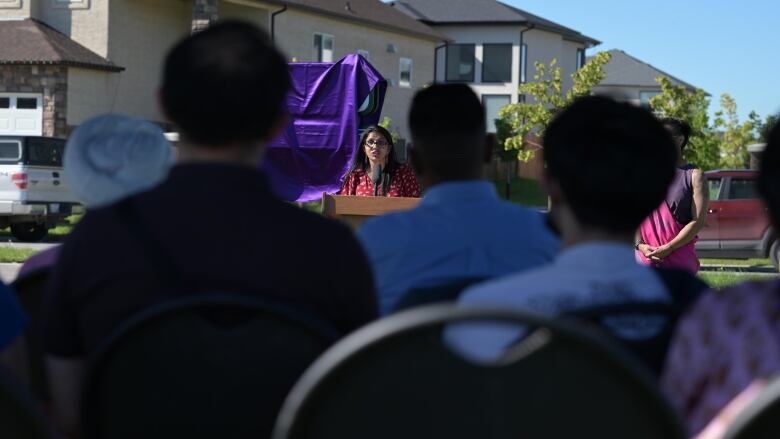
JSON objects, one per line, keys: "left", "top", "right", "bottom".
{"left": 447, "top": 96, "right": 704, "bottom": 364}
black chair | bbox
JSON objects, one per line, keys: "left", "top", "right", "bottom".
{"left": 565, "top": 301, "right": 683, "bottom": 377}
{"left": 12, "top": 267, "right": 54, "bottom": 401}
{"left": 392, "top": 277, "right": 487, "bottom": 312}
{"left": 0, "top": 366, "right": 52, "bottom": 438}
{"left": 81, "top": 293, "right": 339, "bottom": 439}
{"left": 273, "top": 305, "right": 685, "bottom": 439}
{"left": 723, "top": 375, "right": 780, "bottom": 439}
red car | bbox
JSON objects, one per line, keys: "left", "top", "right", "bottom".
{"left": 696, "top": 170, "right": 777, "bottom": 265}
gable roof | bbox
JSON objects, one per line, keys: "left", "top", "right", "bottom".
{"left": 596, "top": 49, "right": 703, "bottom": 93}
{"left": 390, "top": 0, "right": 599, "bottom": 46}
{"left": 0, "top": 19, "right": 123, "bottom": 72}
{"left": 269, "top": 0, "right": 446, "bottom": 42}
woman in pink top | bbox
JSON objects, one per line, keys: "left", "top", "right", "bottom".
{"left": 635, "top": 118, "right": 709, "bottom": 273}
{"left": 662, "top": 120, "right": 780, "bottom": 436}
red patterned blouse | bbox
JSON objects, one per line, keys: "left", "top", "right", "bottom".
{"left": 339, "top": 163, "right": 421, "bottom": 197}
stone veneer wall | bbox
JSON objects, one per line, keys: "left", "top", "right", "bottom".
{"left": 0, "top": 64, "right": 69, "bottom": 137}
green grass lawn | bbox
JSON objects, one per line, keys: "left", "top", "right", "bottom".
{"left": 48, "top": 214, "right": 81, "bottom": 237}
{"left": 493, "top": 177, "right": 548, "bottom": 207}
{"left": 0, "top": 214, "right": 81, "bottom": 242}
{"left": 700, "top": 258, "right": 773, "bottom": 267}
{"left": 0, "top": 247, "right": 38, "bottom": 263}
{"left": 698, "top": 272, "right": 777, "bottom": 289}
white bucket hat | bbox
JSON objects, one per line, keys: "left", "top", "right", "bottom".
{"left": 64, "top": 114, "right": 174, "bottom": 208}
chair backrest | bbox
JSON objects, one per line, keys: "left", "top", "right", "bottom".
{"left": 392, "top": 277, "right": 487, "bottom": 313}
{"left": 0, "top": 366, "right": 52, "bottom": 438}
{"left": 82, "top": 293, "right": 338, "bottom": 439}
{"left": 723, "top": 375, "right": 780, "bottom": 439}
{"left": 273, "top": 305, "right": 685, "bottom": 439}
{"left": 564, "top": 301, "right": 681, "bottom": 377}
{"left": 12, "top": 267, "right": 53, "bottom": 401}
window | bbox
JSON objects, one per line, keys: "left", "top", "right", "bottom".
{"left": 445, "top": 44, "right": 475, "bottom": 82}
{"left": 357, "top": 49, "right": 369, "bottom": 60}
{"left": 708, "top": 177, "right": 723, "bottom": 201}
{"left": 728, "top": 178, "right": 759, "bottom": 200}
{"left": 0, "top": 141, "right": 21, "bottom": 161}
{"left": 314, "top": 33, "right": 334, "bottom": 62}
{"left": 576, "top": 48, "right": 586, "bottom": 70}
{"left": 26, "top": 138, "right": 65, "bottom": 167}
{"left": 0, "top": 97, "right": 9, "bottom": 109}
{"left": 520, "top": 43, "right": 528, "bottom": 83}
{"left": 483, "top": 95, "right": 511, "bottom": 133}
{"left": 482, "top": 44, "right": 512, "bottom": 83}
{"left": 52, "top": 0, "right": 89, "bottom": 9}
{"left": 639, "top": 91, "right": 660, "bottom": 108}
{"left": 399, "top": 58, "right": 412, "bottom": 88}
{"left": 16, "top": 98, "right": 38, "bottom": 110}
{"left": 0, "top": 0, "right": 22, "bottom": 10}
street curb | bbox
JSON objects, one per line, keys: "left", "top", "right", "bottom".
{"left": 700, "top": 265, "right": 778, "bottom": 274}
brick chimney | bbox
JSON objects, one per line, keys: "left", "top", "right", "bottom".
{"left": 192, "top": 0, "right": 219, "bottom": 34}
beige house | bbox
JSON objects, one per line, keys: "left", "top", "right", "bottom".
{"left": 392, "top": 0, "right": 599, "bottom": 133}
{"left": 0, "top": 0, "right": 444, "bottom": 139}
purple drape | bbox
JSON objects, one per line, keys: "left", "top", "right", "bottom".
{"left": 262, "top": 54, "right": 387, "bottom": 202}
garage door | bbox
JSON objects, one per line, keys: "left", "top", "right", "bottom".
{"left": 0, "top": 94, "right": 43, "bottom": 136}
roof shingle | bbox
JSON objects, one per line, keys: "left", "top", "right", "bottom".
{"left": 596, "top": 49, "right": 703, "bottom": 93}
{"left": 0, "top": 19, "right": 122, "bottom": 72}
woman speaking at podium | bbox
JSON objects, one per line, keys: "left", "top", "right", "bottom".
{"left": 340, "top": 125, "right": 420, "bottom": 197}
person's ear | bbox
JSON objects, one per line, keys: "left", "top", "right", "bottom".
{"left": 157, "top": 89, "right": 172, "bottom": 123}
{"left": 484, "top": 134, "right": 496, "bottom": 164}
{"left": 409, "top": 147, "right": 423, "bottom": 176}
{"left": 263, "top": 111, "right": 290, "bottom": 142}
{"left": 541, "top": 169, "right": 562, "bottom": 204}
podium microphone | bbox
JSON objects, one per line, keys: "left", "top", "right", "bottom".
{"left": 370, "top": 165, "right": 382, "bottom": 196}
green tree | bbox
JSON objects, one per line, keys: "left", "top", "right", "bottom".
{"left": 750, "top": 112, "right": 778, "bottom": 143}
{"left": 649, "top": 77, "right": 721, "bottom": 170}
{"left": 715, "top": 94, "right": 755, "bottom": 168}
{"left": 496, "top": 51, "right": 612, "bottom": 161}
{"left": 378, "top": 116, "right": 402, "bottom": 144}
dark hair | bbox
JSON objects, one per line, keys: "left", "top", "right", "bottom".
{"left": 758, "top": 120, "right": 780, "bottom": 227}
{"left": 347, "top": 125, "right": 399, "bottom": 194}
{"left": 161, "top": 20, "right": 290, "bottom": 147}
{"left": 408, "top": 84, "right": 486, "bottom": 180}
{"left": 660, "top": 117, "right": 692, "bottom": 149}
{"left": 544, "top": 96, "right": 677, "bottom": 233}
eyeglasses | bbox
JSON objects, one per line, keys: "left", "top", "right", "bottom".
{"left": 365, "top": 139, "right": 389, "bottom": 149}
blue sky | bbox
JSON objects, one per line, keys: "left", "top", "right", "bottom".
{"left": 502, "top": 0, "right": 780, "bottom": 122}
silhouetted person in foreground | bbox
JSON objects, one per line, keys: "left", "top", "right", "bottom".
{"left": 43, "top": 21, "right": 377, "bottom": 437}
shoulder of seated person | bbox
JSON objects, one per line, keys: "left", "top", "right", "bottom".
{"left": 461, "top": 267, "right": 550, "bottom": 301}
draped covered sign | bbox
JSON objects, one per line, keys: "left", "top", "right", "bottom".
{"left": 262, "top": 54, "right": 387, "bottom": 202}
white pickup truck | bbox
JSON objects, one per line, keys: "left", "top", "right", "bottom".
{"left": 0, "top": 136, "right": 81, "bottom": 241}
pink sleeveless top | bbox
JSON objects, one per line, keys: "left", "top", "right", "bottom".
{"left": 635, "top": 165, "right": 699, "bottom": 273}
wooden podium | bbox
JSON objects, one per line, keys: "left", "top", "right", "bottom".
{"left": 321, "top": 194, "right": 420, "bottom": 230}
